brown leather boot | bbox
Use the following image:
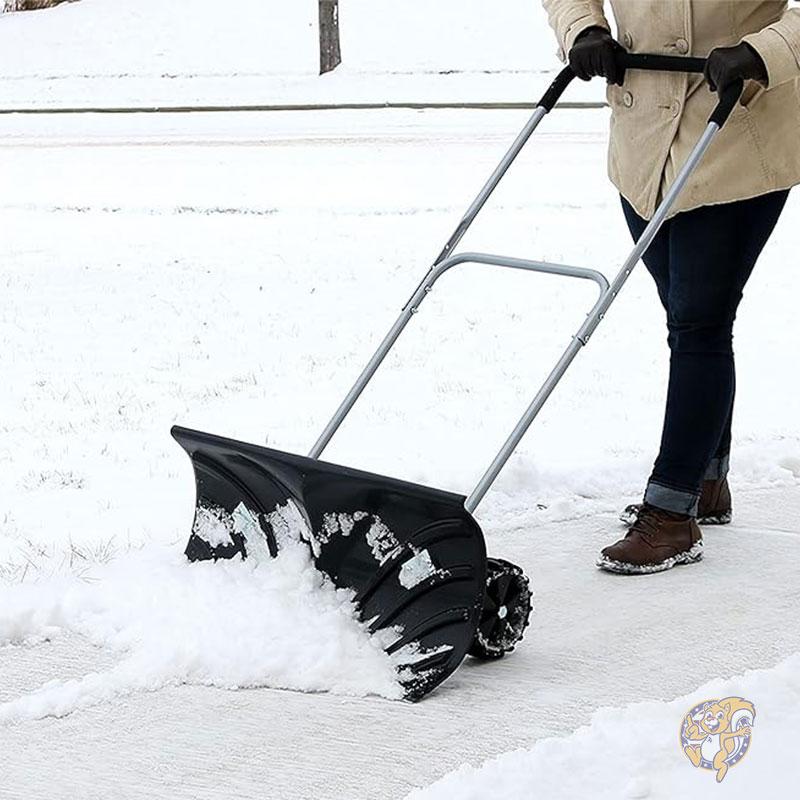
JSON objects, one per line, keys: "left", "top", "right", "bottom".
{"left": 697, "top": 477, "right": 733, "bottom": 524}
{"left": 598, "top": 505, "right": 703, "bottom": 574}
{"left": 620, "top": 477, "right": 733, "bottom": 527}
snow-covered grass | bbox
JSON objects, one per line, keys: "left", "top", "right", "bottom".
{"left": 2, "top": 108, "right": 798, "bottom": 580}
{"left": 408, "top": 652, "right": 800, "bottom": 799}
{"left": 1, "top": 0, "right": 544, "bottom": 77}
{"left": 0, "top": 0, "right": 604, "bottom": 107}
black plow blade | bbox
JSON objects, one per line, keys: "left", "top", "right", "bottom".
{"left": 171, "top": 425, "right": 487, "bottom": 700}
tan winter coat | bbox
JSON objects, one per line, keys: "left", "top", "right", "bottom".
{"left": 542, "top": 0, "right": 800, "bottom": 218}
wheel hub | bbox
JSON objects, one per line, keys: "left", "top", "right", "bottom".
{"left": 468, "top": 557, "right": 532, "bottom": 660}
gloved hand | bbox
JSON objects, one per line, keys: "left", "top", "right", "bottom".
{"left": 704, "top": 43, "right": 768, "bottom": 96}
{"left": 568, "top": 26, "right": 626, "bottom": 86}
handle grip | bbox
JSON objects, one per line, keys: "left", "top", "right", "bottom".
{"left": 709, "top": 78, "right": 744, "bottom": 127}
{"left": 616, "top": 52, "right": 705, "bottom": 74}
{"left": 537, "top": 53, "right": 743, "bottom": 128}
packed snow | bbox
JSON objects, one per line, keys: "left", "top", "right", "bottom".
{"left": 398, "top": 549, "right": 437, "bottom": 589}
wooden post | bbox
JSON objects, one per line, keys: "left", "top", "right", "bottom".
{"left": 318, "top": 0, "right": 341, "bottom": 75}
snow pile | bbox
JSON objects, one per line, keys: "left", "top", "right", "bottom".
{"left": 407, "top": 653, "right": 800, "bottom": 799}
{"left": 0, "top": 503, "right": 403, "bottom": 725}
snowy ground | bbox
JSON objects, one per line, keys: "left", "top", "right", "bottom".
{"left": 3, "top": 491, "right": 799, "bottom": 798}
{"left": 0, "top": 0, "right": 605, "bottom": 108}
{"left": 2, "top": 105, "right": 800, "bottom": 796}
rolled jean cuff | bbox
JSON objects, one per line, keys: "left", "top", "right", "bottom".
{"left": 704, "top": 454, "right": 730, "bottom": 481}
{"left": 645, "top": 481, "right": 700, "bottom": 517}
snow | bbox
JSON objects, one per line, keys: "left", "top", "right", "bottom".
{"left": 313, "top": 510, "right": 371, "bottom": 557}
{"left": 1, "top": 98, "right": 799, "bottom": 800}
{"left": 1, "top": 2, "right": 799, "bottom": 798}
{"left": 0, "top": 0, "right": 605, "bottom": 108}
{"left": 398, "top": 549, "right": 437, "bottom": 589}
{"left": 0, "top": 502, "right": 402, "bottom": 726}
{"left": 407, "top": 653, "right": 800, "bottom": 799}
{"left": 191, "top": 503, "right": 236, "bottom": 548}
{"left": 365, "top": 517, "right": 402, "bottom": 564}
{"left": 3, "top": 490, "right": 799, "bottom": 798}
{"left": 2, "top": 108, "right": 797, "bottom": 580}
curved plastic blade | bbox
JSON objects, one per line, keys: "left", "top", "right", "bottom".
{"left": 171, "top": 425, "right": 487, "bottom": 700}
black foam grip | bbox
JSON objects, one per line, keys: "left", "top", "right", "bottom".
{"left": 537, "top": 66, "right": 577, "bottom": 112}
{"left": 537, "top": 54, "right": 707, "bottom": 110}
{"left": 616, "top": 53, "right": 706, "bottom": 74}
{"left": 709, "top": 79, "right": 744, "bottom": 128}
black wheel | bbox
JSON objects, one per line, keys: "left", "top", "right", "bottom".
{"left": 468, "top": 557, "right": 532, "bottom": 660}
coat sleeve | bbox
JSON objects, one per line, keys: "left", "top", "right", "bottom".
{"left": 742, "top": 4, "right": 800, "bottom": 87}
{"left": 541, "top": 0, "right": 611, "bottom": 62}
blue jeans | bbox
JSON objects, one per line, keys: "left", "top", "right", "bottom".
{"left": 621, "top": 190, "right": 789, "bottom": 515}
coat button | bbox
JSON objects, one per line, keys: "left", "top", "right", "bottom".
{"left": 623, "top": 32, "right": 633, "bottom": 49}
{"left": 671, "top": 99, "right": 682, "bottom": 117}
{"left": 675, "top": 38, "right": 689, "bottom": 54}
{"left": 623, "top": 91, "right": 634, "bottom": 108}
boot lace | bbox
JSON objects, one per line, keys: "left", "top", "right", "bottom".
{"left": 630, "top": 505, "right": 661, "bottom": 540}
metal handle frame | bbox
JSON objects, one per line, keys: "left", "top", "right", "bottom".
{"left": 308, "top": 57, "right": 743, "bottom": 514}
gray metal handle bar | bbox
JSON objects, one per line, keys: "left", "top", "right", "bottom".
{"left": 308, "top": 61, "right": 743, "bottom": 514}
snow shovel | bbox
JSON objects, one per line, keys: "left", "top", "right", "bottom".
{"left": 172, "top": 54, "right": 743, "bottom": 700}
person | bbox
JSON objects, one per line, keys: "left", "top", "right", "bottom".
{"left": 542, "top": 1, "right": 800, "bottom": 574}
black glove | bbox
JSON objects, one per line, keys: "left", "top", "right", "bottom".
{"left": 704, "top": 43, "right": 768, "bottom": 96}
{"left": 568, "top": 26, "right": 626, "bottom": 86}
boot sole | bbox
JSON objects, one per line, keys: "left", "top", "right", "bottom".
{"left": 619, "top": 507, "right": 732, "bottom": 527}
{"left": 596, "top": 541, "right": 704, "bottom": 575}
{"left": 697, "top": 510, "right": 733, "bottom": 526}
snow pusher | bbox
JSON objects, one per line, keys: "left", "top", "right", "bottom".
{"left": 173, "top": 54, "right": 743, "bottom": 700}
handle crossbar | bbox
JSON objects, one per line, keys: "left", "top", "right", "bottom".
{"left": 407, "top": 252, "right": 610, "bottom": 313}
{"left": 308, "top": 252, "right": 608, "bottom": 463}
{"left": 308, "top": 54, "right": 744, "bottom": 514}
